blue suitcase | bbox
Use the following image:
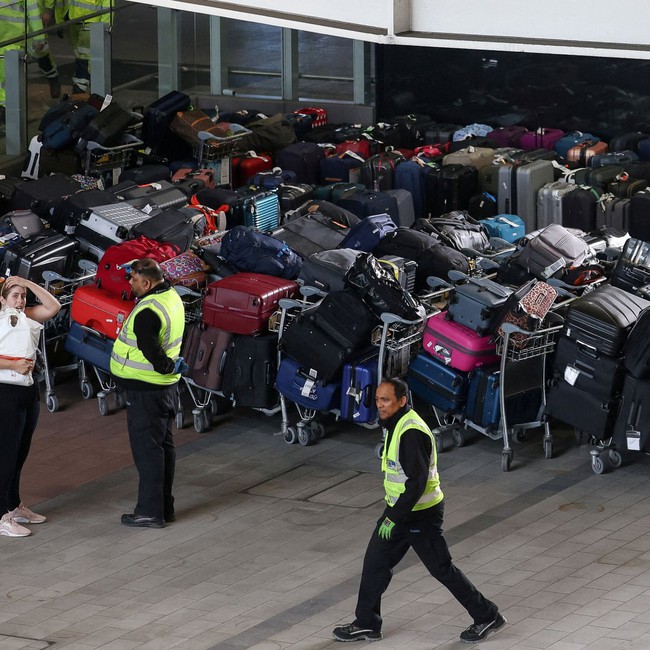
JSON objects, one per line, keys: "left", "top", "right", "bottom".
{"left": 340, "top": 352, "right": 379, "bottom": 424}
{"left": 338, "top": 213, "right": 397, "bottom": 252}
{"left": 481, "top": 214, "right": 526, "bottom": 243}
{"left": 64, "top": 321, "right": 113, "bottom": 373}
{"left": 465, "top": 364, "right": 501, "bottom": 429}
{"left": 275, "top": 356, "right": 341, "bottom": 411}
{"left": 394, "top": 159, "right": 439, "bottom": 220}
{"left": 336, "top": 189, "right": 399, "bottom": 221}
{"left": 320, "top": 153, "right": 364, "bottom": 185}
{"left": 554, "top": 131, "right": 600, "bottom": 159}
{"left": 406, "top": 351, "right": 468, "bottom": 415}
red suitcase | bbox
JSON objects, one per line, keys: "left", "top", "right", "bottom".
{"left": 231, "top": 151, "right": 273, "bottom": 188}
{"left": 423, "top": 310, "right": 500, "bottom": 372}
{"left": 202, "top": 272, "right": 298, "bottom": 335}
{"left": 70, "top": 284, "right": 135, "bottom": 340}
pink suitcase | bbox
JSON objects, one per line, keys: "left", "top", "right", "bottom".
{"left": 423, "top": 311, "right": 500, "bottom": 372}
{"left": 202, "top": 272, "right": 298, "bottom": 335}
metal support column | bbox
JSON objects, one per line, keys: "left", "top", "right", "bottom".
{"left": 352, "top": 40, "right": 372, "bottom": 106}
{"left": 281, "top": 27, "right": 299, "bottom": 101}
{"left": 5, "top": 49, "right": 26, "bottom": 156}
{"left": 89, "top": 21, "right": 111, "bottom": 98}
{"left": 209, "top": 16, "right": 229, "bottom": 95}
{"left": 158, "top": 7, "right": 180, "bottom": 95}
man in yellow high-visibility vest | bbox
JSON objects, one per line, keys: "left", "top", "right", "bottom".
{"left": 332, "top": 378, "right": 507, "bottom": 645}
{"left": 110, "top": 259, "right": 187, "bottom": 529}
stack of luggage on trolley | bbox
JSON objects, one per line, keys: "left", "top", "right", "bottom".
{"left": 2, "top": 91, "right": 650, "bottom": 472}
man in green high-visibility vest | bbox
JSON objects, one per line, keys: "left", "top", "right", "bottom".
{"left": 333, "top": 378, "right": 506, "bottom": 645}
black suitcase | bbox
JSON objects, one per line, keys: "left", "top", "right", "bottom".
{"left": 277, "top": 183, "right": 315, "bottom": 215}
{"left": 221, "top": 334, "right": 279, "bottom": 409}
{"left": 118, "top": 164, "right": 171, "bottom": 185}
{"left": 545, "top": 379, "right": 617, "bottom": 441}
{"left": 275, "top": 142, "right": 325, "bottom": 185}
{"left": 611, "top": 238, "right": 650, "bottom": 296}
{"left": 628, "top": 190, "right": 650, "bottom": 241}
{"left": 297, "top": 248, "right": 364, "bottom": 293}
{"left": 372, "top": 227, "right": 437, "bottom": 261}
{"left": 11, "top": 173, "right": 83, "bottom": 218}
{"left": 597, "top": 196, "right": 631, "bottom": 231}
{"left": 336, "top": 189, "right": 399, "bottom": 221}
{"left": 130, "top": 207, "right": 194, "bottom": 253}
{"left": 79, "top": 102, "right": 133, "bottom": 148}
{"left": 2, "top": 231, "right": 76, "bottom": 282}
{"left": 0, "top": 176, "right": 22, "bottom": 214}
{"left": 553, "top": 335, "right": 625, "bottom": 400}
{"left": 279, "top": 290, "right": 377, "bottom": 381}
{"left": 563, "top": 283, "right": 650, "bottom": 357}
{"left": 622, "top": 307, "right": 650, "bottom": 380}
{"left": 118, "top": 182, "right": 189, "bottom": 212}
{"left": 141, "top": 90, "right": 193, "bottom": 158}
{"left": 613, "top": 373, "right": 650, "bottom": 452}
{"left": 427, "top": 164, "right": 478, "bottom": 218}
{"left": 561, "top": 187, "right": 600, "bottom": 232}
{"left": 50, "top": 188, "right": 121, "bottom": 235}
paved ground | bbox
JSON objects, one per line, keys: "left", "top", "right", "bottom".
{"left": 1, "top": 374, "right": 650, "bottom": 650}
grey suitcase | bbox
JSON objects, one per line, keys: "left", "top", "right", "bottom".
{"left": 537, "top": 181, "right": 578, "bottom": 228}
{"left": 385, "top": 188, "right": 415, "bottom": 227}
{"left": 446, "top": 272, "right": 513, "bottom": 336}
{"left": 498, "top": 160, "right": 555, "bottom": 231}
{"left": 75, "top": 203, "right": 150, "bottom": 247}
{"left": 597, "top": 196, "right": 631, "bottom": 231}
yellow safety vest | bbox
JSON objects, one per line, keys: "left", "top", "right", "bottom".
{"left": 66, "top": 0, "right": 110, "bottom": 23}
{"left": 382, "top": 409, "right": 444, "bottom": 511}
{"left": 110, "top": 287, "right": 184, "bottom": 386}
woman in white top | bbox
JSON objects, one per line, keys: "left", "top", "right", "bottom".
{"left": 0, "top": 276, "right": 61, "bottom": 538}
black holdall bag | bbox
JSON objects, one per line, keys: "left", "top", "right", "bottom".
{"left": 345, "top": 252, "right": 425, "bottom": 322}
{"left": 129, "top": 207, "right": 194, "bottom": 253}
{"left": 298, "top": 248, "right": 365, "bottom": 293}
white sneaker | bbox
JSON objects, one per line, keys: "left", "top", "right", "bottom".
{"left": 0, "top": 514, "right": 32, "bottom": 537}
{"left": 9, "top": 503, "right": 46, "bottom": 524}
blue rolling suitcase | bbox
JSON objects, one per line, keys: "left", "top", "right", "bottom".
{"left": 233, "top": 190, "right": 281, "bottom": 231}
{"left": 275, "top": 356, "right": 341, "bottom": 411}
{"left": 465, "top": 364, "right": 500, "bottom": 429}
{"left": 338, "top": 213, "right": 397, "bottom": 252}
{"left": 481, "top": 214, "right": 526, "bottom": 243}
{"left": 406, "top": 351, "right": 468, "bottom": 415}
{"left": 340, "top": 352, "right": 379, "bottom": 424}
{"left": 336, "top": 189, "right": 399, "bottom": 221}
{"left": 64, "top": 321, "right": 113, "bottom": 373}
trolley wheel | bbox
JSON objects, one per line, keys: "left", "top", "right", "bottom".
{"left": 175, "top": 410, "right": 185, "bottom": 430}
{"left": 115, "top": 391, "right": 126, "bottom": 409}
{"left": 375, "top": 442, "right": 383, "bottom": 459}
{"left": 501, "top": 451, "right": 511, "bottom": 472}
{"left": 311, "top": 421, "right": 326, "bottom": 440}
{"left": 193, "top": 412, "right": 207, "bottom": 433}
{"left": 591, "top": 453, "right": 607, "bottom": 475}
{"left": 544, "top": 439, "right": 553, "bottom": 460}
{"left": 608, "top": 449, "right": 623, "bottom": 469}
{"left": 297, "top": 424, "right": 311, "bottom": 447}
{"left": 80, "top": 381, "right": 94, "bottom": 400}
{"left": 284, "top": 427, "right": 298, "bottom": 445}
{"left": 98, "top": 396, "right": 109, "bottom": 416}
{"left": 46, "top": 394, "right": 58, "bottom": 413}
{"left": 514, "top": 429, "right": 527, "bottom": 443}
{"left": 452, "top": 427, "right": 466, "bottom": 448}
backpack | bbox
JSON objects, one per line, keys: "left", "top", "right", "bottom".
{"left": 220, "top": 226, "right": 303, "bottom": 279}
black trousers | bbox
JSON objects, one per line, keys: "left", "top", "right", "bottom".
{"left": 354, "top": 501, "right": 498, "bottom": 631}
{"left": 125, "top": 386, "right": 176, "bottom": 520}
{"left": 0, "top": 383, "right": 40, "bottom": 515}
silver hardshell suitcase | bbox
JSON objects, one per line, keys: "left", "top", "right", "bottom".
{"left": 76, "top": 203, "right": 150, "bottom": 245}
{"left": 537, "top": 180, "right": 578, "bottom": 228}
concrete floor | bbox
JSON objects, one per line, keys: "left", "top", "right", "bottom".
{"left": 1, "top": 374, "right": 650, "bottom": 650}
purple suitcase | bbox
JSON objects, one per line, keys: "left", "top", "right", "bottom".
{"left": 518, "top": 128, "right": 565, "bottom": 151}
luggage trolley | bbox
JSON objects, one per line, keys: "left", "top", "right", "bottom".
{"left": 40, "top": 259, "right": 98, "bottom": 412}
{"left": 81, "top": 133, "right": 144, "bottom": 187}
{"left": 275, "top": 286, "right": 426, "bottom": 447}
{"left": 193, "top": 125, "right": 251, "bottom": 189}
{"left": 454, "top": 312, "right": 564, "bottom": 472}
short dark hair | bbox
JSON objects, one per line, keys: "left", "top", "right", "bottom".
{"left": 379, "top": 377, "right": 408, "bottom": 401}
{"left": 130, "top": 258, "right": 164, "bottom": 283}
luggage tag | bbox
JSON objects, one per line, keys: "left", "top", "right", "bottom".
{"left": 300, "top": 369, "right": 318, "bottom": 399}
{"left": 563, "top": 365, "right": 580, "bottom": 386}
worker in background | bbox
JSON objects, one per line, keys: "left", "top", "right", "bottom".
{"left": 332, "top": 378, "right": 507, "bottom": 645}
{"left": 62, "top": 0, "right": 111, "bottom": 97}
{"left": 27, "top": 0, "right": 61, "bottom": 98}
{"left": 0, "top": 0, "right": 25, "bottom": 130}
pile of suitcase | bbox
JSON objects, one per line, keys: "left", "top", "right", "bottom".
{"left": 2, "top": 90, "right": 650, "bottom": 469}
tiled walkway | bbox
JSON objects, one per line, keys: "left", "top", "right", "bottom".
{"left": 1, "top": 376, "right": 650, "bottom": 650}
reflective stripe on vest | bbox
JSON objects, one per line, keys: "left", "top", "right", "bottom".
{"left": 382, "top": 410, "right": 443, "bottom": 511}
{"left": 110, "top": 288, "right": 184, "bottom": 385}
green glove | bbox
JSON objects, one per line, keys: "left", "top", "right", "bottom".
{"left": 378, "top": 517, "right": 395, "bottom": 540}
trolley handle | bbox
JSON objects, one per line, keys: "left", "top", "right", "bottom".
{"left": 380, "top": 312, "right": 423, "bottom": 327}
{"left": 299, "top": 285, "right": 328, "bottom": 300}
{"left": 500, "top": 311, "right": 564, "bottom": 337}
